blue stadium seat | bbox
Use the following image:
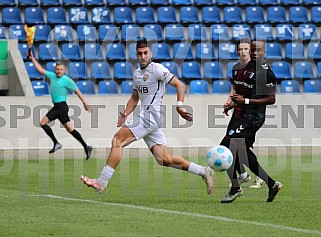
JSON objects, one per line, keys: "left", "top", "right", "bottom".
{"left": 298, "top": 24, "right": 318, "bottom": 41}
{"left": 121, "top": 80, "right": 134, "bottom": 94}
{"left": 98, "top": 24, "right": 119, "bottom": 42}
{"left": 194, "top": 0, "right": 214, "bottom": 5}
{"left": 232, "top": 24, "right": 251, "bottom": 40}
{"left": 164, "top": 24, "right": 185, "bottom": 42}
{"left": 158, "top": 6, "right": 178, "bottom": 24}
{"left": 0, "top": 26, "right": 6, "bottom": 39}
{"left": 25, "top": 62, "right": 43, "bottom": 80}
{"left": 311, "top": 6, "right": 321, "bottom": 23}
{"left": 34, "top": 25, "right": 51, "bottom": 42}
{"left": 238, "top": 0, "right": 256, "bottom": 5}
{"left": 272, "top": 61, "right": 292, "bottom": 81}
{"left": 188, "top": 24, "right": 208, "bottom": 42}
{"left": 76, "top": 80, "right": 95, "bottom": 94}
{"left": 19, "top": 43, "right": 36, "bottom": 60}
{"left": 150, "top": 0, "right": 170, "bottom": 6}
{"left": 302, "top": 0, "right": 321, "bottom": 5}
{"left": 172, "top": 0, "right": 192, "bottom": 5}
{"left": 18, "top": 0, "right": 38, "bottom": 6}
{"left": 246, "top": 6, "right": 265, "bottom": 24}
{"left": 285, "top": 42, "right": 305, "bottom": 60}
{"left": 2, "top": 7, "right": 23, "bottom": 26}
{"left": 289, "top": 6, "right": 309, "bottom": 24}
{"left": 91, "top": 62, "right": 112, "bottom": 81}
{"left": 0, "top": 0, "right": 16, "bottom": 6}
{"left": 166, "top": 83, "right": 178, "bottom": 94}
{"left": 143, "top": 24, "right": 164, "bottom": 41}
{"left": 136, "top": 7, "right": 156, "bottom": 24}
{"left": 181, "top": 61, "right": 202, "bottom": 80}
{"left": 61, "top": 43, "right": 82, "bottom": 61}
{"left": 24, "top": 7, "right": 45, "bottom": 25}
{"left": 307, "top": 43, "right": 321, "bottom": 60}
{"left": 213, "top": 80, "right": 232, "bottom": 94}
{"left": 114, "top": 62, "right": 134, "bottom": 80}
{"left": 161, "top": 61, "right": 180, "bottom": 78}
{"left": 62, "top": 0, "right": 82, "bottom": 6}
{"left": 216, "top": 0, "right": 235, "bottom": 5}
{"left": 259, "top": 0, "right": 278, "bottom": 5}
{"left": 98, "top": 80, "right": 118, "bottom": 94}
{"left": 53, "top": 25, "right": 76, "bottom": 42}
{"left": 122, "top": 24, "right": 141, "bottom": 41}
{"left": 38, "top": 43, "right": 60, "bottom": 61}
{"left": 281, "top": 0, "right": 300, "bottom": 5}
{"left": 204, "top": 61, "right": 224, "bottom": 80}
{"left": 9, "top": 25, "right": 26, "bottom": 42}
{"left": 68, "top": 62, "right": 89, "bottom": 80}
{"left": 196, "top": 42, "right": 216, "bottom": 61}
{"left": 151, "top": 42, "right": 172, "bottom": 61}
{"left": 267, "top": 6, "right": 287, "bottom": 24}
{"left": 303, "top": 80, "right": 321, "bottom": 93}
{"left": 85, "top": 0, "right": 104, "bottom": 6}
{"left": 276, "top": 24, "right": 296, "bottom": 41}
{"left": 189, "top": 80, "right": 209, "bottom": 94}
{"left": 129, "top": 0, "right": 148, "bottom": 5}
{"left": 218, "top": 43, "right": 238, "bottom": 60}
{"left": 32, "top": 81, "right": 49, "bottom": 96}
{"left": 106, "top": 43, "right": 126, "bottom": 62}
{"left": 318, "top": 62, "right": 321, "bottom": 78}
{"left": 84, "top": 43, "right": 104, "bottom": 61}
{"left": 280, "top": 80, "right": 300, "bottom": 93}
{"left": 294, "top": 61, "right": 316, "bottom": 80}
{"left": 266, "top": 42, "right": 283, "bottom": 60}
{"left": 77, "top": 25, "right": 97, "bottom": 41}
{"left": 224, "top": 6, "right": 243, "bottom": 24}
{"left": 40, "top": 0, "right": 60, "bottom": 6}
{"left": 173, "top": 42, "right": 194, "bottom": 61}
{"left": 226, "top": 61, "right": 237, "bottom": 79}
{"left": 45, "top": 61, "right": 57, "bottom": 71}
{"left": 180, "top": 6, "right": 200, "bottom": 24}
{"left": 47, "top": 7, "right": 68, "bottom": 25}
{"left": 202, "top": 6, "right": 222, "bottom": 24}
{"left": 91, "top": 7, "right": 111, "bottom": 24}
{"left": 128, "top": 43, "right": 137, "bottom": 61}
{"left": 254, "top": 24, "right": 274, "bottom": 41}
{"left": 69, "top": 7, "right": 90, "bottom": 25}
{"left": 114, "top": 7, "right": 134, "bottom": 24}
{"left": 106, "top": 0, "right": 126, "bottom": 5}
{"left": 211, "top": 24, "right": 230, "bottom": 41}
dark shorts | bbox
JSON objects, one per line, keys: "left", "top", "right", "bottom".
{"left": 46, "top": 102, "right": 70, "bottom": 125}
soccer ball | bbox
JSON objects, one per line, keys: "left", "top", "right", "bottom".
{"left": 206, "top": 145, "right": 233, "bottom": 172}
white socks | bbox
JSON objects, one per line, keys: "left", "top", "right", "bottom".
{"left": 188, "top": 162, "right": 205, "bottom": 176}
{"left": 99, "top": 165, "right": 114, "bottom": 186}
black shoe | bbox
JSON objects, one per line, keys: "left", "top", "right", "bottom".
{"left": 49, "top": 143, "right": 62, "bottom": 153}
{"left": 85, "top": 146, "right": 93, "bottom": 160}
{"left": 221, "top": 187, "right": 243, "bottom": 203}
{"left": 267, "top": 181, "right": 283, "bottom": 202}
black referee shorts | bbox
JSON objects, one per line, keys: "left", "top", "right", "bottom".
{"left": 46, "top": 102, "right": 70, "bottom": 125}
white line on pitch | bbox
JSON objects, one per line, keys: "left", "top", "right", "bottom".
{"left": 31, "top": 194, "right": 321, "bottom": 236}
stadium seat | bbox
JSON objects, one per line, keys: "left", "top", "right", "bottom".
{"left": 91, "top": 7, "right": 111, "bottom": 25}
{"left": 76, "top": 80, "right": 95, "bottom": 94}
{"left": 68, "top": 62, "right": 89, "bottom": 80}
{"left": 34, "top": 25, "right": 52, "bottom": 42}
{"left": 128, "top": 43, "right": 137, "bottom": 61}
{"left": 311, "top": 6, "right": 321, "bottom": 23}
{"left": 164, "top": 24, "right": 185, "bottom": 42}
{"left": 216, "top": 0, "right": 235, "bottom": 5}
{"left": 47, "top": 7, "right": 68, "bottom": 25}
{"left": 114, "top": 62, "right": 134, "bottom": 80}
{"left": 173, "top": 42, "right": 194, "bottom": 61}
{"left": 98, "top": 24, "right": 119, "bottom": 42}
{"left": 245, "top": 6, "right": 265, "bottom": 24}
{"left": 202, "top": 6, "right": 222, "bottom": 24}
{"left": 0, "top": 0, "right": 16, "bottom": 6}
{"left": 84, "top": 43, "right": 104, "bottom": 61}
{"left": 18, "top": 0, "right": 38, "bottom": 6}
{"left": 128, "top": 0, "right": 148, "bottom": 5}
{"left": 158, "top": 6, "right": 178, "bottom": 24}
{"left": 224, "top": 6, "right": 243, "bottom": 24}
{"left": 303, "top": 80, "right": 321, "bottom": 93}
{"left": 85, "top": 0, "right": 104, "bottom": 6}
{"left": 172, "top": 0, "right": 192, "bottom": 5}
{"left": 302, "top": 0, "right": 321, "bottom": 5}
{"left": 280, "top": 80, "right": 300, "bottom": 93}
{"left": 40, "top": 0, "right": 60, "bottom": 6}
{"left": 211, "top": 24, "right": 230, "bottom": 41}
{"left": 294, "top": 61, "right": 316, "bottom": 80}
{"left": 62, "top": 0, "right": 82, "bottom": 6}
{"left": 91, "top": 62, "right": 112, "bottom": 81}
{"left": 226, "top": 61, "right": 237, "bottom": 79}
{"left": 196, "top": 43, "right": 216, "bottom": 61}
{"left": 38, "top": 43, "right": 60, "bottom": 61}
{"left": 106, "top": 43, "right": 126, "bottom": 62}
{"left": 98, "top": 80, "right": 118, "bottom": 94}
{"left": 266, "top": 42, "right": 283, "bottom": 60}
{"left": 45, "top": 61, "right": 57, "bottom": 71}
{"left": 318, "top": 62, "right": 321, "bottom": 78}
{"left": 259, "top": 0, "right": 278, "bottom": 5}
{"left": 194, "top": 0, "right": 214, "bottom": 5}
{"left": 25, "top": 62, "right": 43, "bottom": 80}
{"left": 106, "top": 0, "right": 126, "bottom": 5}
{"left": 24, "top": 7, "right": 45, "bottom": 25}
{"left": 143, "top": 24, "right": 164, "bottom": 41}
{"left": 136, "top": 7, "right": 156, "bottom": 24}
{"left": 204, "top": 61, "right": 224, "bottom": 80}
{"left": 213, "top": 80, "right": 232, "bottom": 94}
{"left": 238, "top": 0, "right": 256, "bottom": 5}
{"left": 166, "top": 84, "right": 178, "bottom": 94}
{"left": 32, "top": 81, "right": 49, "bottom": 96}
{"left": 19, "top": 43, "right": 36, "bottom": 60}
{"left": 276, "top": 24, "right": 296, "bottom": 41}
{"left": 77, "top": 25, "right": 97, "bottom": 42}
{"left": 181, "top": 61, "right": 202, "bottom": 80}
{"left": 151, "top": 43, "right": 172, "bottom": 61}
{"left": 285, "top": 42, "right": 305, "bottom": 60}
{"left": 218, "top": 43, "right": 238, "bottom": 60}
{"left": 271, "top": 61, "right": 293, "bottom": 80}
{"left": 254, "top": 24, "right": 274, "bottom": 41}
{"left": 298, "top": 24, "right": 318, "bottom": 41}
{"left": 53, "top": 25, "right": 76, "bottom": 42}
{"left": 121, "top": 80, "right": 134, "bottom": 94}
{"left": 232, "top": 24, "right": 251, "bottom": 41}
{"left": 61, "top": 43, "right": 82, "bottom": 61}
{"left": 2, "top": 7, "right": 23, "bottom": 26}
{"left": 267, "top": 6, "right": 287, "bottom": 24}
{"left": 150, "top": 0, "right": 170, "bottom": 6}
{"left": 121, "top": 24, "right": 141, "bottom": 41}
{"left": 0, "top": 26, "right": 6, "bottom": 39}
{"left": 289, "top": 6, "right": 309, "bottom": 24}
{"left": 307, "top": 43, "right": 321, "bottom": 60}
{"left": 114, "top": 7, "right": 134, "bottom": 24}
{"left": 9, "top": 25, "right": 26, "bottom": 42}
{"left": 189, "top": 80, "right": 209, "bottom": 94}
{"left": 69, "top": 7, "right": 90, "bottom": 25}
{"left": 161, "top": 61, "right": 180, "bottom": 78}
{"left": 180, "top": 6, "right": 200, "bottom": 24}
{"left": 188, "top": 24, "right": 208, "bottom": 42}
{"left": 281, "top": 0, "right": 300, "bottom": 5}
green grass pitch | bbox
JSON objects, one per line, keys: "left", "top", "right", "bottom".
{"left": 1, "top": 155, "right": 321, "bottom": 237}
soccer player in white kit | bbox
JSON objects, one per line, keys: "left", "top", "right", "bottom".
{"left": 81, "top": 39, "right": 214, "bottom": 195}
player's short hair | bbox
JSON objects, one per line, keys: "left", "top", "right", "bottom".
{"left": 238, "top": 38, "right": 251, "bottom": 47}
{"left": 136, "top": 38, "right": 151, "bottom": 51}
{"left": 55, "top": 62, "right": 65, "bottom": 68}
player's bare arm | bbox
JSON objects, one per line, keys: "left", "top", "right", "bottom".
{"left": 231, "top": 94, "right": 275, "bottom": 105}
{"left": 29, "top": 51, "right": 46, "bottom": 75}
{"left": 223, "top": 85, "right": 236, "bottom": 116}
{"left": 74, "top": 89, "right": 91, "bottom": 112}
{"left": 117, "top": 90, "right": 139, "bottom": 127}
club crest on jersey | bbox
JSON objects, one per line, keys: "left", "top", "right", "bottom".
{"left": 143, "top": 74, "right": 149, "bottom": 81}
{"left": 249, "top": 72, "right": 255, "bottom": 78}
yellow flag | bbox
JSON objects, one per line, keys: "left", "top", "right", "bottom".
{"left": 24, "top": 24, "right": 36, "bottom": 48}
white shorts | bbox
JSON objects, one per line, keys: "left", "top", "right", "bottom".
{"left": 125, "top": 111, "right": 167, "bottom": 149}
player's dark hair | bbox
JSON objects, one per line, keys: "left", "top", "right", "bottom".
{"left": 55, "top": 62, "right": 65, "bottom": 67}
{"left": 238, "top": 38, "right": 251, "bottom": 47}
{"left": 136, "top": 38, "right": 151, "bottom": 51}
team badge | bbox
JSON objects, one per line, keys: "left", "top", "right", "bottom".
{"left": 143, "top": 74, "right": 149, "bottom": 81}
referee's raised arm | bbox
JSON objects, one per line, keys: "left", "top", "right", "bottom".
{"left": 29, "top": 50, "right": 46, "bottom": 76}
